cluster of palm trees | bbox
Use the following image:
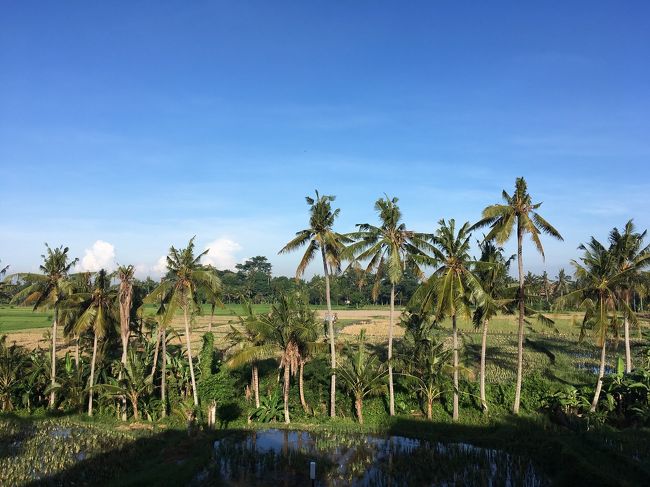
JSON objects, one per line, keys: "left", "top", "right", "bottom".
{"left": 280, "top": 178, "right": 565, "bottom": 420}
{"left": 3, "top": 176, "right": 648, "bottom": 425}
{"left": 8, "top": 238, "right": 222, "bottom": 417}
{"left": 562, "top": 221, "right": 650, "bottom": 410}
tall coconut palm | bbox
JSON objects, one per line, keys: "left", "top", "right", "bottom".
{"left": 10, "top": 244, "right": 78, "bottom": 408}
{"left": 413, "top": 219, "right": 485, "bottom": 421}
{"left": 346, "top": 195, "right": 433, "bottom": 416}
{"left": 608, "top": 220, "right": 650, "bottom": 372}
{"left": 279, "top": 190, "right": 349, "bottom": 417}
{"left": 473, "top": 177, "right": 563, "bottom": 414}
{"left": 66, "top": 269, "right": 118, "bottom": 416}
{"left": 562, "top": 237, "right": 641, "bottom": 411}
{"left": 473, "top": 240, "right": 513, "bottom": 414}
{"left": 116, "top": 265, "right": 135, "bottom": 419}
{"left": 117, "top": 265, "right": 135, "bottom": 367}
{"left": 143, "top": 237, "right": 221, "bottom": 407}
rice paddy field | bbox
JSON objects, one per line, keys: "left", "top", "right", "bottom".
{"left": 2, "top": 304, "right": 647, "bottom": 388}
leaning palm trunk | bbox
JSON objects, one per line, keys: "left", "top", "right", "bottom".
{"left": 591, "top": 340, "right": 607, "bottom": 412}
{"left": 479, "top": 319, "right": 489, "bottom": 414}
{"left": 50, "top": 308, "right": 59, "bottom": 408}
{"left": 388, "top": 284, "right": 396, "bottom": 416}
{"left": 253, "top": 363, "right": 260, "bottom": 408}
{"left": 88, "top": 331, "right": 98, "bottom": 417}
{"left": 514, "top": 225, "right": 525, "bottom": 414}
{"left": 299, "top": 360, "right": 309, "bottom": 413}
{"left": 452, "top": 313, "right": 459, "bottom": 421}
{"left": 183, "top": 307, "right": 199, "bottom": 407}
{"left": 321, "top": 246, "right": 337, "bottom": 418}
{"left": 161, "top": 327, "right": 167, "bottom": 418}
{"left": 151, "top": 326, "right": 162, "bottom": 379}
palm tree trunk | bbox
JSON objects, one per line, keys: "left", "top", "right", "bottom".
{"left": 355, "top": 395, "right": 364, "bottom": 424}
{"left": 209, "top": 304, "right": 215, "bottom": 332}
{"left": 590, "top": 339, "right": 607, "bottom": 412}
{"left": 427, "top": 396, "right": 433, "bottom": 420}
{"left": 452, "top": 313, "right": 459, "bottom": 421}
{"left": 88, "top": 331, "right": 98, "bottom": 417}
{"left": 283, "top": 363, "right": 290, "bottom": 424}
{"left": 119, "top": 324, "right": 131, "bottom": 422}
{"left": 253, "top": 363, "right": 260, "bottom": 408}
{"left": 480, "top": 318, "right": 489, "bottom": 414}
{"left": 74, "top": 333, "right": 80, "bottom": 369}
{"left": 388, "top": 283, "right": 396, "bottom": 416}
{"left": 183, "top": 307, "right": 199, "bottom": 407}
{"left": 514, "top": 223, "right": 525, "bottom": 415}
{"left": 321, "top": 246, "right": 336, "bottom": 418}
{"left": 161, "top": 327, "right": 167, "bottom": 418}
{"left": 624, "top": 293, "right": 632, "bottom": 373}
{"left": 132, "top": 396, "right": 139, "bottom": 421}
{"left": 299, "top": 360, "right": 309, "bottom": 413}
{"left": 151, "top": 326, "right": 162, "bottom": 379}
{"left": 50, "top": 307, "right": 58, "bottom": 408}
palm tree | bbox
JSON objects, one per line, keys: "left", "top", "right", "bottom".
{"left": 144, "top": 237, "right": 221, "bottom": 407}
{"left": 227, "top": 293, "right": 321, "bottom": 424}
{"left": 117, "top": 265, "right": 135, "bottom": 367}
{"left": 473, "top": 239, "right": 513, "bottom": 413}
{"left": 338, "top": 330, "right": 387, "bottom": 424}
{"left": 414, "top": 219, "right": 485, "bottom": 421}
{"left": 203, "top": 271, "right": 224, "bottom": 333}
{"left": 66, "top": 269, "right": 118, "bottom": 416}
{"left": 398, "top": 312, "right": 451, "bottom": 419}
{"left": 279, "top": 190, "right": 349, "bottom": 417}
{"left": 103, "top": 348, "right": 153, "bottom": 420}
{"left": 563, "top": 237, "right": 642, "bottom": 411}
{"left": 226, "top": 301, "right": 267, "bottom": 408}
{"left": 116, "top": 265, "right": 134, "bottom": 420}
{"left": 10, "top": 244, "right": 78, "bottom": 408}
{"left": 554, "top": 268, "right": 572, "bottom": 302}
{"left": 473, "top": 177, "right": 563, "bottom": 414}
{"left": 346, "top": 195, "right": 433, "bottom": 416}
{"left": 608, "top": 220, "right": 650, "bottom": 372}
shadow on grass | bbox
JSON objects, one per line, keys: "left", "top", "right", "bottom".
{"left": 387, "top": 415, "right": 650, "bottom": 487}
{"left": 4, "top": 413, "right": 650, "bottom": 486}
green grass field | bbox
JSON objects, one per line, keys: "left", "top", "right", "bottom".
{"left": 0, "top": 305, "right": 55, "bottom": 332}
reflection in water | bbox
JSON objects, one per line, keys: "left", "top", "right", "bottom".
{"left": 196, "top": 429, "right": 547, "bottom": 486}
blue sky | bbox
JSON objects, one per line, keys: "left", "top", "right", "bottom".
{"left": 1, "top": 1, "right": 649, "bottom": 278}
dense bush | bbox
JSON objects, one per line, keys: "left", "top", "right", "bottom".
{"left": 541, "top": 362, "right": 650, "bottom": 429}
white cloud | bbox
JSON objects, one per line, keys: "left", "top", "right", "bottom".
{"left": 201, "top": 238, "right": 242, "bottom": 270}
{"left": 152, "top": 255, "right": 168, "bottom": 275}
{"left": 80, "top": 240, "right": 116, "bottom": 272}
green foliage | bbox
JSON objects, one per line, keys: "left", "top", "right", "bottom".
{"left": 250, "top": 387, "right": 284, "bottom": 422}
{"left": 199, "top": 331, "right": 215, "bottom": 379}
{"left": 198, "top": 367, "right": 237, "bottom": 405}
{"left": 0, "top": 335, "right": 28, "bottom": 410}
